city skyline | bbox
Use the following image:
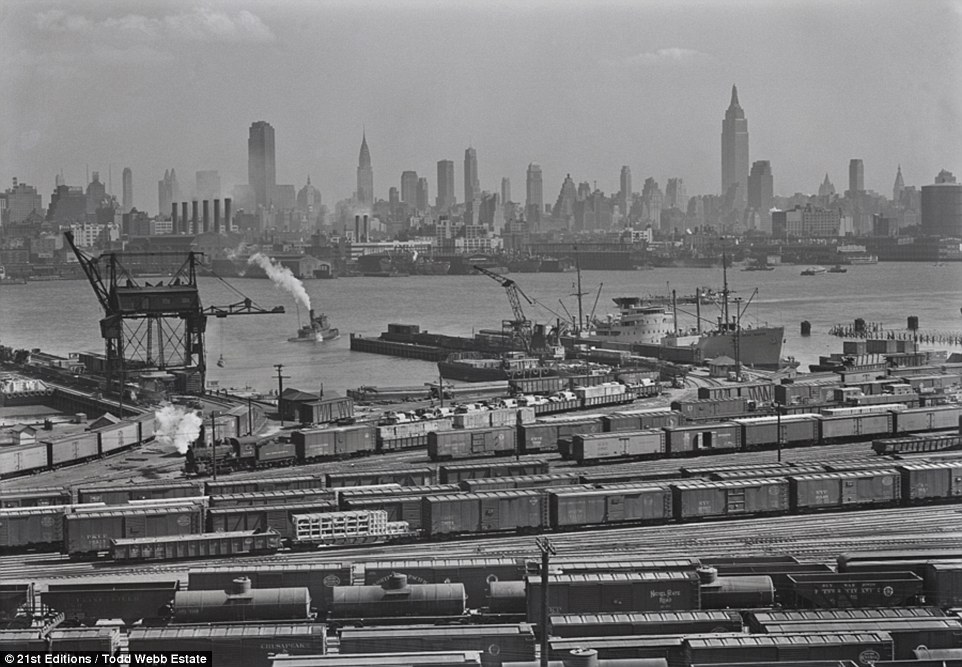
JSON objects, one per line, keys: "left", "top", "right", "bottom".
{"left": 3, "top": 0, "right": 960, "bottom": 214}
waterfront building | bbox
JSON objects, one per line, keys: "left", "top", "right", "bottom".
{"left": 2, "top": 179, "right": 43, "bottom": 225}
{"left": 526, "top": 163, "right": 543, "bottom": 225}
{"left": 774, "top": 204, "right": 845, "bottom": 237}
{"left": 721, "top": 84, "right": 749, "bottom": 210}
{"left": 68, "top": 221, "right": 120, "bottom": 248}
{"left": 121, "top": 168, "right": 132, "bottom": 214}
{"left": 464, "top": 147, "right": 480, "bottom": 204}
{"left": 401, "top": 170, "right": 418, "bottom": 209}
{"left": 848, "top": 159, "right": 864, "bottom": 196}
{"left": 436, "top": 160, "right": 456, "bottom": 212}
{"left": 248, "top": 121, "right": 276, "bottom": 209}
{"left": 416, "top": 177, "right": 429, "bottom": 213}
{"left": 921, "top": 169, "right": 962, "bottom": 237}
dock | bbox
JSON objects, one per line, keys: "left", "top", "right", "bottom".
{"left": 349, "top": 333, "right": 450, "bottom": 361}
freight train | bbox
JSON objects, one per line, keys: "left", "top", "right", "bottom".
{"left": 183, "top": 404, "right": 962, "bottom": 475}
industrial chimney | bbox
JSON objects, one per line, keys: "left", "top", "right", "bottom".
{"left": 213, "top": 199, "right": 221, "bottom": 234}
{"left": 191, "top": 201, "right": 199, "bottom": 235}
{"left": 363, "top": 214, "right": 369, "bottom": 242}
{"left": 224, "top": 198, "right": 232, "bottom": 232}
{"left": 181, "top": 202, "right": 189, "bottom": 234}
{"left": 171, "top": 203, "right": 179, "bottom": 234}
{"left": 202, "top": 200, "right": 210, "bottom": 234}
{"left": 354, "top": 214, "right": 360, "bottom": 242}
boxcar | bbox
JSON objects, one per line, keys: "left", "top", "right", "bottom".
{"left": 837, "top": 549, "right": 962, "bottom": 572}
{"left": 188, "top": 563, "right": 349, "bottom": 616}
{"left": 818, "top": 413, "right": 894, "bottom": 443}
{"left": 292, "top": 425, "right": 377, "bottom": 460}
{"left": 428, "top": 427, "right": 517, "bottom": 461}
{"left": 0, "top": 442, "right": 48, "bottom": 478}
{"left": 0, "top": 506, "right": 64, "bottom": 551}
{"left": 205, "top": 500, "right": 337, "bottom": 539}
{"left": 602, "top": 410, "right": 681, "bottom": 433}
{"left": 42, "top": 580, "right": 179, "bottom": 624}
{"left": 46, "top": 432, "right": 100, "bottom": 468}
{"left": 421, "top": 490, "right": 545, "bottom": 537}
{"left": 0, "top": 487, "right": 71, "bottom": 508}
{"left": 893, "top": 405, "right": 962, "bottom": 434}
{"left": 757, "top": 620, "right": 962, "bottom": 660}
{"left": 734, "top": 415, "right": 819, "bottom": 449}
{"left": 341, "top": 495, "right": 428, "bottom": 530}
{"left": 459, "top": 473, "right": 581, "bottom": 492}
{"left": 110, "top": 529, "right": 282, "bottom": 561}
{"left": 77, "top": 481, "right": 203, "bottom": 504}
{"left": 518, "top": 419, "right": 604, "bottom": 454}
{"left": 339, "top": 624, "right": 535, "bottom": 667}
{"left": 208, "top": 489, "right": 333, "bottom": 507}
{"left": 670, "top": 478, "right": 789, "bottom": 520}
{"left": 788, "top": 470, "right": 901, "bottom": 512}
{"left": 96, "top": 421, "right": 140, "bottom": 455}
{"left": 745, "top": 608, "right": 947, "bottom": 633}
{"left": 925, "top": 563, "right": 962, "bottom": 607}
{"left": 203, "top": 475, "right": 323, "bottom": 495}
{"left": 128, "top": 624, "right": 326, "bottom": 667}
{"left": 48, "top": 627, "right": 121, "bottom": 654}
{"left": 671, "top": 397, "right": 749, "bottom": 421}
{"left": 526, "top": 571, "right": 702, "bottom": 620}
{"left": 572, "top": 430, "right": 666, "bottom": 464}
{"left": 664, "top": 422, "right": 741, "bottom": 457}
{"left": 549, "top": 610, "right": 742, "bottom": 638}
{"left": 786, "top": 572, "right": 925, "bottom": 608}
{"left": 898, "top": 462, "right": 962, "bottom": 502}
{"left": 64, "top": 506, "right": 204, "bottom": 556}
{"left": 438, "top": 460, "right": 549, "bottom": 484}
{"left": 548, "top": 485, "right": 671, "bottom": 529}
{"left": 326, "top": 467, "right": 434, "bottom": 488}
{"left": 684, "top": 632, "right": 894, "bottom": 666}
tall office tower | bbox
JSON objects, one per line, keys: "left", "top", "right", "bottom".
{"left": 665, "top": 178, "right": 687, "bottom": 210}
{"left": 721, "top": 84, "right": 749, "bottom": 210}
{"left": 248, "top": 121, "right": 276, "bottom": 209}
{"left": 436, "top": 160, "right": 456, "bottom": 211}
{"left": 849, "top": 159, "right": 864, "bottom": 195}
{"left": 400, "top": 170, "right": 418, "bottom": 207}
{"left": 619, "top": 166, "right": 632, "bottom": 214}
{"left": 356, "top": 132, "right": 374, "bottom": 205}
{"left": 158, "top": 169, "right": 180, "bottom": 218}
{"left": 552, "top": 174, "right": 578, "bottom": 219}
{"left": 501, "top": 177, "right": 511, "bottom": 205}
{"left": 3, "top": 178, "right": 43, "bottom": 224}
{"left": 121, "top": 167, "right": 132, "bottom": 213}
{"left": 464, "top": 147, "right": 480, "bottom": 204}
{"left": 893, "top": 165, "right": 905, "bottom": 203}
{"left": 747, "top": 161, "right": 773, "bottom": 211}
{"left": 819, "top": 174, "right": 836, "bottom": 198}
{"left": 416, "top": 177, "right": 429, "bottom": 212}
{"left": 921, "top": 169, "right": 962, "bottom": 237}
{"left": 86, "top": 172, "right": 107, "bottom": 214}
{"left": 196, "top": 170, "right": 221, "bottom": 201}
{"left": 526, "top": 163, "right": 544, "bottom": 224}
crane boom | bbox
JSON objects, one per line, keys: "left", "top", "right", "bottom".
{"left": 63, "top": 231, "right": 111, "bottom": 311}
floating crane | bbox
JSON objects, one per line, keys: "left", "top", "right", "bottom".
{"left": 64, "top": 232, "right": 284, "bottom": 395}
{"left": 473, "top": 265, "right": 536, "bottom": 353}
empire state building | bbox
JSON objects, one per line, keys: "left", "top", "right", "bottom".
{"left": 721, "top": 85, "right": 749, "bottom": 210}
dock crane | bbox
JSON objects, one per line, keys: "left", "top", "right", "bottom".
{"left": 64, "top": 232, "right": 284, "bottom": 395}
{"left": 473, "top": 265, "right": 536, "bottom": 352}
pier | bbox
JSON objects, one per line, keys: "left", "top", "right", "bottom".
{"left": 349, "top": 333, "right": 451, "bottom": 361}
{"left": 829, "top": 322, "right": 962, "bottom": 346}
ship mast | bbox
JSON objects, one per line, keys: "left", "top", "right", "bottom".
{"left": 722, "top": 251, "right": 730, "bottom": 329}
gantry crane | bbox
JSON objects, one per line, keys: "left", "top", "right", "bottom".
{"left": 64, "top": 232, "right": 284, "bottom": 395}
{"left": 473, "top": 265, "right": 536, "bottom": 352}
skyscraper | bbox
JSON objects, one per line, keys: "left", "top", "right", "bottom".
{"left": 248, "top": 121, "right": 276, "bottom": 209}
{"left": 501, "top": 177, "right": 511, "bottom": 205}
{"left": 158, "top": 169, "right": 180, "bottom": 218}
{"left": 400, "top": 171, "right": 418, "bottom": 208}
{"left": 464, "top": 147, "right": 480, "bottom": 204}
{"left": 721, "top": 85, "right": 749, "bottom": 210}
{"left": 122, "top": 167, "right": 132, "bottom": 213}
{"left": 747, "top": 161, "right": 773, "bottom": 211}
{"left": 849, "top": 159, "right": 864, "bottom": 195}
{"left": 526, "top": 163, "right": 543, "bottom": 224}
{"left": 620, "top": 166, "right": 632, "bottom": 215}
{"left": 893, "top": 165, "right": 905, "bottom": 203}
{"left": 356, "top": 132, "right": 374, "bottom": 205}
{"left": 665, "top": 178, "right": 687, "bottom": 210}
{"left": 436, "top": 160, "right": 455, "bottom": 212}
{"left": 416, "top": 177, "right": 429, "bottom": 212}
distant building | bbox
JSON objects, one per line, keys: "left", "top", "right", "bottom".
{"left": 296, "top": 176, "right": 322, "bottom": 223}
{"left": 501, "top": 177, "right": 511, "bottom": 205}
{"left": 2, "top": 178, "right": 43, "bottom": 225}
{"left": 436, "top": 160, "right": 456, "bottom": 212}
{"left": 818, "top": 173, "right": 836, "bottom": 198}
{"left": 48, "top": 183, "right": 86, "bottom": 223}
{"left": 920, "top": 169, "right": 962, "bottom": 237}
{"left": 848, "top": 159, "right": 864, "bottom": 195}
{"left": 721, "top": 84, "right": 749, "bottom": 210}
{"left": 748, "top": 161, "right": 774, "bottom": 231}
{"left": 552, "top": 174, "right": 577, "bottom": 220}
{"left": 526, "top": 163, "right": 543, "bottom": 224}
{"left": 158, "top": 169, "right": 181, "bottom": 218}
{"left": 248, "top": 121, "right": 276, "bottom": 209}
{"left": 892, "top": 165, "right": 905, "bottom": 203}
{"left": 400, "top": 170, "right": 418, "bottom": 208}
{"left": 774, "top": 204, "right": 843, "bottom": 238}
{"left": 356, "top": 132, "right": 374, "bottom": 206}
{"left": 231, "top": 184, "right": 256, "bottom": 215}
{"left": 86, "top": 172, "right": 106, "bottom": 215}
{"left": 665, "top": 177, "right": 686, "bottom": 210}
{"left": 620, "top": 166, "right": 632, "bottom": 216}
{"left": 464, "top": 147, "right": 480, "bottom": 204}
{"left": 268, "top": 184, "right": 296, "bottom": 211}
{"left": 416, "top": 177, "right": 430, "bottom": 213}
{"left": 121, "top": 167, "right": 133, "bottom": 214}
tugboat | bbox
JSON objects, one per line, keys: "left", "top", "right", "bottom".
{"left": 289, "top": 309, "right": 340, "bottom": 342}
{"left": 800, "top": 266, "right": 827, "bottom": 276}
{"left": 828, "top": 264, "right": 848, "bottom": 273}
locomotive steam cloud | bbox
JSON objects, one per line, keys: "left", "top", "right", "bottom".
{"left": 154, "top": 404, "right": 203, "bottom": 454}
{"left": 248, "top": 253, "right": 311, "bottom": 311}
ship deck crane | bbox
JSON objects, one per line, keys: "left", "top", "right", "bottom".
{"left": 473, "top": 265, "right": 536, "bottom": 352}
{"left": 64, "top": 232, "right": 284, "bottom": 395}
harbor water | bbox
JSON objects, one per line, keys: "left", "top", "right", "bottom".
{"left": 2, "top": 262, "right": 960, "bottom": 395}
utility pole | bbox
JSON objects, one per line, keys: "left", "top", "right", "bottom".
{"left": 274, "top": 364, "right": 289, "bottom": 426}
{"left": 776, "top": 400, "right": 783, "bottom": 463}
{"left": 247, "top": 396, "right": 253, "bottom": 435}
{"left": 438, "top": 369, "right": 444, "bottom": 409}
{"left": 210, "top": 411, "right": 219, "bottom": 481}
{"left": 535, "top": 537, "right": 556, "bottom": 667}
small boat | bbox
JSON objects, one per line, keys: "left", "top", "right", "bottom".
{"left": 289, "top": 309, "right": 340, "bottom": 343}
{"left": 216, "top": 354, "right": 225, "bottom": 367}
{"left": 800, "top": 266, "right": 827, "bottom": 276}
{"left": 828, "top": 264, "right": 848, "bottom": 273}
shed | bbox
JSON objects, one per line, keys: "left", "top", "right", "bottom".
{"left": 708, "top": 355, "right": 738, "bottom": 378}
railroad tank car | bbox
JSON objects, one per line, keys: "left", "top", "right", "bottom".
{"left": 818, "top": 412, "right": 894, "bottom": 443}
{"left": 63, "top": 505, "right": 204, "bottom": 557}
{"left": 788, "top": 469, "right": 901, "bottom": 512}
{"left": 208, "top": 489, "right": 334, "bottom": 507}
{"left": 46, "top": 432, "right": 99, "bottom": 468}
{"left": 0, "top": 487, "right": 71, "bottom": 508}
{"left": 438, "top": 460, "right": 550, "bottom": 484}
{"left": 756, "top": 619, "right": 962, "bottom": 660}
{"left": 572, "top": 429, "right": 666, "bottom": 463}
{"left": 459, "top": 472, "right": 582, "bottom": 492}
{"left": 734, "top": 414, "right": 819, "bottom": 449}
{"left": 518, "top": 418, "right": 604, "bottom": 454}
{"left": 526, "top": 572, "right": 702, "bottom": 620}
{"left": 683, "top": 632, "right": 894, "bottom": 666}
{"left": 670, "top": 478, "right": 790, "bottom": 521}
{"left": 203, "top": 475, "right": 323, "bottom": 495}
{"left": 171, "top": 578, "right": 311, "bottom": 623}
{"left": 340, "top": 624, "right": 535, "bottom": 667}
{"left": 42, "top": 580, "right": 179, "bottom": 624}
{"left": 331, "top": 574, "right": 467, "bottom": 619}
{"left": 548, "top": 611, "right": 742, "bottom": 638}
{"left": 786, "top": 571, "right": 925, "bottom": 608}
{"left": 0, "top": 506, "right": 64, "bottom": 551}
{"left": 205, "top": 500, "right": 337, "bottom": 538}
{"left": 548, "top": 485, "right": 671, "bottom": 530}
{"left": 188, "top": 563, "right": 350, "bottom": 615}
{"left": 47, "top": 627, "right": 120, "bottom": 654}
{"left": 110, "top": 529, "right": 282, "bottom": 561}
{"left": 421, "top": 490, "right": 545, "bottom": 537}
{"left": 601, "top": 409, "right": 680, "bottom": 433}
{"left": 696, "top": 568, "right": 776, "bottom": 608}
{"left": 893, "top": 405, "right": 962, "bottom": 434}
{"left": 664, "top": 422, "right": 741, "bottom": 457}
{"left": 898, "top": 461, "right": 962, "bottom": 502}
{"left": 128, "top": 624, "right": 326, "bottom": 667}
{"left": 76, "top": 481, "right": 203, "bottom": 504}
{"left": 428, "top": 426, "right": 518, "bottom": 461}
{"left": 292, "top": 424, "right": 377, "bottom": 460}
{"left": 363, "top": 558, "right": 524, "bottom": 608}
{"left": 326, "top": 467, "right": 435, "bottom": 488}
{"left": 0, "top": 442, "right": 48, "bottom": 478}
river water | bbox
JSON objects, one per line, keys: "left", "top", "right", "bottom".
{"left": 2, "top": 263, "right": 960, "bottom": 395}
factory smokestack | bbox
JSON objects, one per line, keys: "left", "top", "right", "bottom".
{"left": 363, "top": 214, "right": 369, "bottom": 242}
{"left": 171, "top": 203, "right": 178, "bottom": 233}
{"left": 354, "top": 215, "right": 360, "bottom": 242}
{"left": 213, "top": 199, "right": 221, "bottom": 234}
{"left": 181, "top": 202, "right": 189, "bottom": 234}
{"left": 224, "top": 198, "right": 232, "bottom": 232}
{"left": 191, "top": 201, "right": 198, "bottom": 235}
{"left": 202, "top": 200, "right": 210, "bottom": 234}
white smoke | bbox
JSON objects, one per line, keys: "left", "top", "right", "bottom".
{"left": 248, "top": 253, "right": 311, "bottom": 311}
{"left": 154, "top": 404, "right": 203, "bottom": 455}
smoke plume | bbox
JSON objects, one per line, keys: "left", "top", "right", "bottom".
{"left": 248, "top": 253, "right": 311, "bottom": 311}
{"left": 154, "top": 404, "right": 203, "bottom": 454}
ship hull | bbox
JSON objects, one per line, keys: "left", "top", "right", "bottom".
{"left": 688, "top": 326, "right": 784, "bottom": 369}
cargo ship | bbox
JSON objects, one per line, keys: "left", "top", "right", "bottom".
{"left": 289, "top": 310, "right": 339, "bottom": 342}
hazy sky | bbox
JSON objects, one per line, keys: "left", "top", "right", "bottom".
{"left": 3, "top": 0, "right": 961, "bottom": 214}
